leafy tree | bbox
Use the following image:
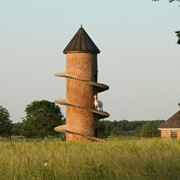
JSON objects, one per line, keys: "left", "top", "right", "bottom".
{"left": 110, "top": 127, "right": 124, "bottom": 137}
{"left": 11, "top": 123, "right": 22, "bottom": 136}
{"left": 97, "top": 120, "right": 164, "bottom": 138}
{"left": 0, "top": 106, "right": 12, "bottom": 139}
{"left": 22, "top": 100, "right": 63, "bottom": 138}
{"left": 98, "top": 120, "right": 111, "bottom": 138}
{"left": 140, "top": 123, "right": 154, "bottom": 138}
{"left": 153, "top": 0, "right": 180, "bottom": 3}
{"left": 127, "top": 130, "right": 140, "bottom": 137}
{"left": 153, "top": 0, "right": 180, "bottom": 44}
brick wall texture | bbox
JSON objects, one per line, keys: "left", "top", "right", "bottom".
{"left": 161, "top": 130, "right": 172, "bottom": 139}
{"left": 161, "top": 130, "right": 180, "bottom": 139}
{"left": 66, "top": 53, "right": 99, "bottom": 141}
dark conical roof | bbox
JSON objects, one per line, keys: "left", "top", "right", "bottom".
{"left": 63, "top": 25, "right": 100, "bottom": 54}
{"left": 159, "top": 110, "right": 180, "bottom": 128}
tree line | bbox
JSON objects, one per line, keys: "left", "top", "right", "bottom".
{"left": 0, "top": 100, "right": 65, "bottom": 139}
{"left": 11, "top": 119, "right": 164, "bottom": 139}
{"left": 98, "top": 119, "right": 164, "bottom": 138}
{"left": 0, "top": 100, "right": 164, "bottom": 139}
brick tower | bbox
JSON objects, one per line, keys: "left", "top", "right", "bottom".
{"left": 54, "top": 26, "right": 109, "bottom": 141}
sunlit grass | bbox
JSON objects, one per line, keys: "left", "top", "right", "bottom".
{"left": 0, "top": 138, "right": 180, "bottom": 179}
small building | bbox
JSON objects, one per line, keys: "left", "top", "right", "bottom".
{"left": 158, "top": 109, "right": 180, "bottom": 139}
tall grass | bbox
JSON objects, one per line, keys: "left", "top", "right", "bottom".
{"left": 0, "top": 138, "right": 180, "bottom": 179}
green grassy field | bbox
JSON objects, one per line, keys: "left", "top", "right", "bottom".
{"left": 0, "top": 138, "right": 180, "bottom": 180}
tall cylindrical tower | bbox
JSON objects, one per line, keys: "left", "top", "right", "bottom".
{"left": 54, "top": 26, "right": 109, "bottom": 141}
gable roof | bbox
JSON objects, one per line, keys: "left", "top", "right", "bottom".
{"left": 63, "top": 25, "right": 100, "bottom": 54}
{"left": 159, "top": 110, "right": 180, "bottom": 128}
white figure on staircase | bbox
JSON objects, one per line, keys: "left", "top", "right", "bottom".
{"left": 93, "top": 94, "right": 103, "bottom": 111}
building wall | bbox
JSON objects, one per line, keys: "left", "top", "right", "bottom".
{"left": 177, "top": 130, "right": 180, "bottom": 139}
{"left": 66, "top": 107, "right": 97, "bottom": 141}
{"left": 66, "top": 53, "right": 97, "bottom": 81}
{"left": 161, "top": 130, "right": 180, "bottom": 139}
{"left": 66, "top": 79, "right": 94, "bottom": 108}
{"left": 161, "top": 130, "right": 171, "bottom": 139}
{"left": 66, "top": 53, "right": 98, "bottom": 141}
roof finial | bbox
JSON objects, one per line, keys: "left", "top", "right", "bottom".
{"left": 80, "top": 24, "right": 83, "bottom": 28}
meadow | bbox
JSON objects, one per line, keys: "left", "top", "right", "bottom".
{"left": 0, "top": 138, "right": 180, "bottom": 180}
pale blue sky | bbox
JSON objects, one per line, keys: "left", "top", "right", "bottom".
{"left": 0, "top": 0, "right": 180, "bottom": 122}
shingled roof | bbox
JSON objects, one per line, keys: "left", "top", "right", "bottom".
{"left": 63, "top": 25, "right": 100, "bottom": 54}
{"left": 159, "top": 110, "right": 180, "bottom": 128}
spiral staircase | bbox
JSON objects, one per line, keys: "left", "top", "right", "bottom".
{"left": 54, "top": 26, "right": 110, "bottom": 141}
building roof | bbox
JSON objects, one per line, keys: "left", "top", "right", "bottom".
{"left": 63, "top": 25, "right": 100, "bottom": 54}
{"left": 159, "top": 110, "right": 180, "bottom": 128}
